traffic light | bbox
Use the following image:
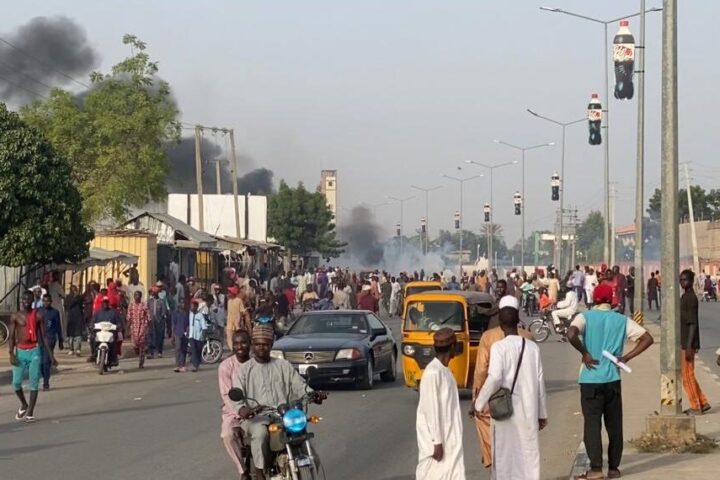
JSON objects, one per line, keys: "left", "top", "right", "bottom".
{"left": 454, "top": 211, "right": 461, "bottom": 230}
{"left": 396, "top": 223, "right": 401, "bottom": 237}
{"left": 483, "top": 203, "right": 491, "bottom": 223}
{"left": 420, "top": 217, "right": 427, "bottom": 234}
{"left": 514, "top": 191, "right": 522, "bottom": 215}
{"left": 551, "top": 173, "right": 560, "bottom": 201}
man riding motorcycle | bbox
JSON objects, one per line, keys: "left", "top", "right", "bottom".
{"left": 550, "top": 289, "right": 579, "bottom": 332}
{"left": 219, "top": 330, "right": 252, "bottom": 479}
{"left": 232, "top": 325, "right": 325, "bottom": 480}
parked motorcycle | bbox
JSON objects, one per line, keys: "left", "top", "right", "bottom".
{"left": 94, "top": 321, "right": 117, "bottom": 375}
{"left": 703, "top": 284, "right": 718, "bottom": 302}
{"left": 201, "top": 318, "right": 224, "bottom": 364}
{"left": 228, "top": 387, "right": 326, "bottom": 480}
{"left": 527, "top": 310, "right": 575, "bottom": 343}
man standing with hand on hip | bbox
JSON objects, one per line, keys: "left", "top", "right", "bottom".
{"left": 415, "top": 328, "right": 465, "bottom": 480}
{"left": 567, "top": 284, "right": 654, "bottom": 480}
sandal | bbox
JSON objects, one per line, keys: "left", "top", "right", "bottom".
{"left": 15, "top": 408, "right": 27, "bottom": 421}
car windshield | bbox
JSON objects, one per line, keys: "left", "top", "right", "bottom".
{"left": 403, "top": 301, "right": 464, "bottom": 331}
{"left": 289, "top": 314, "right": 369, "bottom": 335}
{"left": 406, "top": 285, "right": 440, "bottom": 297}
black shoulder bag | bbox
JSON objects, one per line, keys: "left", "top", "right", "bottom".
{"left": 488, "top": 338, "right": 526, "bottom": 421}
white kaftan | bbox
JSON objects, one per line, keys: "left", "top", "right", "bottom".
{"left": 416, "top": 358, "right": 466, "bottom": 480}
{"left": 474, "top": 335, "right": 547, "bottom": 480}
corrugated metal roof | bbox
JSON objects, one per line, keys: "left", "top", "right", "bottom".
{"left": 121, "top": 212, "right": 217, "bottom": 248}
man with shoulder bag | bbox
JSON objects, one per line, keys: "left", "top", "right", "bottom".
{"left": 474, "top": 306, "right": 548, "bottom": 480}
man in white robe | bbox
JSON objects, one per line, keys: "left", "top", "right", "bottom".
{"left": 475, "top": 306, "right": 548, "bottom": 480}
{"left": 416, "top": 328, "right": 465, "bottom": 480}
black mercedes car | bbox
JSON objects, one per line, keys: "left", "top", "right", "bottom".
{"left": 270, "top": 310, "right": 397, "bottom": 389}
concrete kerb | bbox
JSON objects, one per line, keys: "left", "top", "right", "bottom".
{"left": 568, "top": 441, "right": 591, "bottom": 479}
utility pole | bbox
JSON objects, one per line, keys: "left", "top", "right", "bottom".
{"left": 634, "top": 0, "right": 647, "bottom": 322}
{"left": 682, "top": 163, "right": 700, "bottom": 275}
{"left": 646, "top": 0, "right": 695, "bottom": 443}
{"left": 609, "top": 183, "right": 617, "bottom": 266}
{"left": 194, "top": 126, "right": 204, "bottom": 232}
{"left": 228, "top": 129, "right": 242, "bottom": 239}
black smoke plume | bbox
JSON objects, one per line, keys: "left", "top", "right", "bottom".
{"left": 0, "top": 16, "right": 100, "bottom": 102}
{"left": 165, "top": 137, "right": 274, "bottom": 195}
{"left": 339, "top": 205, "right": 385, "bottom": 266}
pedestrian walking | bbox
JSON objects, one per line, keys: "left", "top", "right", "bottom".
{"left": 65, "top": 285, "right": 84, "bottom": 356}
{"left": 626, "top": 266, "right": 636, "bottom": 314}
{"left": 647, "top": 272, "right": 659, "bottom": 310}
{"left": 171, "top": 297, "right": 189, "bottom": 372}
{"left": 389, "top": 277, "right": 401, "bottom": 317}
{"left": 613, "top": 266, "right": 627, "bottom": 314}
{"left": 471, "top": 296, "right": 532, "bottom": 470}
{"left": 9, "top": 291, "right": 57, "bottom": 423}
{"left": 567, "top": 284, "right": 654, "bottom": 479}
{"left": 127, "top": 290, "right": 151, "bottom": 369}
{"left": 416, "top": 328, "right": 466, "bottom": 480}
{"left": 474, "top": 306, "right": 547, "bottom": 480}
{"left": 147, "top": 287, "right": 168, "bottom": 358}
{"left": 38, "top": 294, "right": 63, "bottom": 391}
{"left": 187, "top": 299, "right": 207, "bottom": 372}
{"left": 680, "top": 269, "right": 710, "bottom": 415}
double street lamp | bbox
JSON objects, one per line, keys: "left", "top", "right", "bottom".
{"left": 539, "top": 5, "right": 663, "bottom": 265}
{"left": 386, "top": 195, "right": 415, "bottom": 257}
{"left": 465, "top": 160, "right": 518, "bottom": 271}
{"left": 527, "top": 109, "right": 585, "bottom": 273}
{"left": 494, "top": 140, "right": 554, "bottom": 272}
{"left": 442, "top": 173, "right": 483, "bottom": 277}
{"left": 411, "top": 185, "right": 443, "bottom": 255}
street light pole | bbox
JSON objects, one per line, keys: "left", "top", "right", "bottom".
{"left": 527, "top": 109, "right": 584, "bottom": 273}
{"left": 494, "top": 140, "right": 554, "bottom": 272}
{"left": 411, "top": 185, "right": 442, "bottom": 255}
{"left": 465, "top": 160, "right": 517, "bottom": 271}
{"left": 386, "top": 195, "right": 415, "bottom": 257}
{"left": 634, "top": 0, "right": 647, "bottom": 322}
{"left": 442, "top": 174, "right": 482, "bottom": 277}
{"left": 540, "top": 5, "right": 662, "bottom": 266}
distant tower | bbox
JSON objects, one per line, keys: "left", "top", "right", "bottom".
{"left": 320, "top": 170, "right": 337, "bottom": 224}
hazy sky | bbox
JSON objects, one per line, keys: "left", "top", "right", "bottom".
{"left": 5, "top": 1, "right": 719, "bottom": 245}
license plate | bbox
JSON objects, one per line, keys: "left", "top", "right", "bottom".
{"left": 296, "top": 457, "right": 312, "bottom": 467}
{"left": 298, "top": 364, "right": 317, "bottom": 375}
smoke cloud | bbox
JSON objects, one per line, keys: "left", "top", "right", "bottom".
{"left": 0, "top": 16, "right": 100, "bottom": 102}
{"left": 165, "top": 136, "right": 274, "bottom": 195}
{"left": 338, "top": 206, "right": 385, "bottom": 266}
{"left": 337, "top": 205, "right": 451, "bottom": 275}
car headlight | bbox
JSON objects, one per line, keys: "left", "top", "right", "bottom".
{"left": 283, "top": 408, "right": 308, "bottom": 434}
{"left": 270, "top": 350, "right": 284, "bottom": 360}
{"left": 335, "top": 348, "right": 362, "bottom": 360}
{"left": 403, "top": 345, "right": 416, "bottom": 356}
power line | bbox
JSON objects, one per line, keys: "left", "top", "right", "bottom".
{"left": 0, "top": 35, "right": 90, "bottom": 89}
{"left": 0, "top": 60, "right": 55, "bottom": 91}
{"left": 0, "top": 72, "right": 49, "bottom": 100}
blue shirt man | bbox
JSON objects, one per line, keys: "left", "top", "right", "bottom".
{"left": 567, "top": 284, "right": 653, "bottom": 479}
{"left": 38, "top": 295, "right": 63, "bottom": 390}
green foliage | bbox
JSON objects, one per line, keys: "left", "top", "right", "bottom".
{"left": 0, "top": 104, "right": 93, "bottom": 267}
{"left": 647, "top": 185, "right": 720, "bottom": 222}
{"left": 268, "top": 181, "right": 345, "bottom": 258}
{"left": 508, "top": 230, "right": 552, "bottom": 266}
{"left": 575, "top": 211, "right": 605, "bottom": 263}
{"left": 22, "top": 34, "right": 181, "bottom": 223}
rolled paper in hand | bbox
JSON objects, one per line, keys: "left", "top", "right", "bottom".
{"left": 602, "top": 350, "right": 632, "bottom": 373}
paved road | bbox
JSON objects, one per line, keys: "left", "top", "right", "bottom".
{"left": 696, "top": 302, "right": 720, "bottom": 369}
{"left": 0, "top": 314, "right": 582, "bottom": 480}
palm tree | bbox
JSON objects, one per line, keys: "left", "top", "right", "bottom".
{"left": 480, "top": 223, "right": 504, "bottom": 239}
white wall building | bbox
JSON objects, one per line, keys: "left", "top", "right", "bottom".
{"left": 167, "top": 193, "right": 267, "bottom": 242}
